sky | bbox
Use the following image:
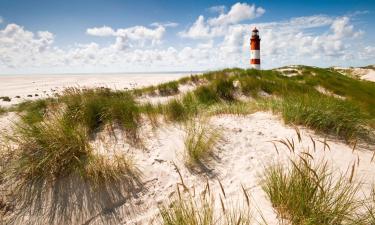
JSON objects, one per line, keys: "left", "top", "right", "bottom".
{"left": 0, "top": 0, "right": 374, "bottom": 74}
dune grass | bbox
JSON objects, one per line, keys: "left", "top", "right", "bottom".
{"left": 62, "top": 88, "right": 141, "bottom": 143}
{"left": 157, "top": 81, "right": 179, "bottom": 96}
{"left": 159, "top": 190, "right": 214, "bottom": 225}
{"left": 159, "top": 182, "right": 252, "bottom": 225}
{"left": 2, "top": 112, "right": 141, "bottom": 224}
{"left": 0, "top": 106, "right": 6, "bottom": 115}
{"left": 184, "top": 118, "right": 221, "bottom": 168}
{"left": 358, "top": 187, "right": 375, "bottom": 224}
{"left": 261, "top": 155, "right": 360, "bottom": 224}
{"left": 13, "top": 99, "right": 49, "bottom": 125}
{"left": 262, "top": 93, "right": 368, "bottom": 141}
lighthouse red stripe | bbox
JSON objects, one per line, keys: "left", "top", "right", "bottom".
{"left": 250, "top": 41, "right": 260, "bottom": 50}
{"left": 250, "top": 59, "right": 260, "bottom": 64}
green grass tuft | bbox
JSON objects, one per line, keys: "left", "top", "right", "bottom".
{"left": 164, "top": 99, "right": 188, "bottom": 122}
{"left": 158, "top": 81, "right": 179, "bottom": 96}
{"left": 2, "top": 112, "right": 141, "bottom": 224}
{"left": 262, "top": 155, "right": 360, "bottom": 224}
{"left": 184, "top": 118, "right": 221, "bottom": 168}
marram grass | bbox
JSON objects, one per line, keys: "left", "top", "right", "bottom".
{"left": 261, "top": 154, "right": 360, "bottom": 224}
{"left": 184, "top": 118, "right": 221, "bottom": 168}
{"left": 1, "top": 112, "right": 141, "bottom": 224}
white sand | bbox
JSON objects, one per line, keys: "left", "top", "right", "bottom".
{"left": 86, "top": 111, "right": 375, "bottom": 224}
{"left": 0, "top": 73, "right": 189, "bottom": 107}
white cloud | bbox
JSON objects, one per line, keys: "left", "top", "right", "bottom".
{"left": 179, "top": 15, "right": 211, "bottom": 39}
{"left": 208, "top": 3, "right": 265, "bottom": 26}
{"left": 86, "top": 24, "right": 166, "bottom": 49}
{"left": 0, "top": 16, "right": 3, "bottom": 24}
{"left": 86, "top": 26, "right": 115, "bottom": 36}
{"left": 207, "top": 5, "right": 226, "bottom": 14}
{"left": 180, "top": 2, "right": 265, "bottom": 39}
{"left": 150, "top": 22, "right": 178, "bottom": 28}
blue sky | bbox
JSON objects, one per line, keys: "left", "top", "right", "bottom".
{"left": 0, "top": 0, "right": 374, "bottom": 74}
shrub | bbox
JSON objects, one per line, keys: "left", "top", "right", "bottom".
{"left": 261, "top": 155, "right": 359, "bottom": 224}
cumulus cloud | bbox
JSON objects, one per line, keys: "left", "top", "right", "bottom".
{"left": 180, "top": 2, "right": 264, "bottom": 39}
{"left": 208, "top": 3, "right": 265, "bottom": 26}
{"left": 207, "top": 5, "right": 226, "bottom": 14}
{"left": 150, "top": 22, "right": 178, "bottom": 28}
{"left": 179, "top": 16, "right": 211, "bottom": 39}
{"left": 86, "top": 25, "right": 166, "bottom": 48}
{"left": 86, "top": 26, "right": 115, "bottom": 36}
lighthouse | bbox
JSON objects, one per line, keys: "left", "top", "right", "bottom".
{"left": 250, "top": 27, "right": 261, "bottom": 69}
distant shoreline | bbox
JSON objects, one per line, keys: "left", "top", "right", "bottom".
{"left": 0, "top": 71, "right": 205, "bottom": 76}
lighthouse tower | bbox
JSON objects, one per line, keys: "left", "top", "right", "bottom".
{"left": 250, "top": 27, "right": 261, "bottom": 69}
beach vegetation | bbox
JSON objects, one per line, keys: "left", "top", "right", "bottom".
{"left": 261, "top": 154, "right": 360, "bottom": 224}
{"left": 0, "top": 96, "right": 11, "bottom": 102}
{"left": 1, "top": 111, "right": 141, "bottom": 224}
{"left": 184, "top": 118, "right": 221, "bottom": 168}
{"left": 157, "top": 81, "right": 179, "bottom": 96}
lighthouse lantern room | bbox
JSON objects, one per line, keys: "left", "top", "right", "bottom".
{"left": 250, "top": 27, "right": 261, "bottom": 69}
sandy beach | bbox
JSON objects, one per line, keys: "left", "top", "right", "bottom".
{"left": 0, "top": 73, "right": 190, "bottom": 107}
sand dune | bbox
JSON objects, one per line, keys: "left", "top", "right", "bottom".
{"left": 1, "top": 69, "right": 374, "bottom": 224}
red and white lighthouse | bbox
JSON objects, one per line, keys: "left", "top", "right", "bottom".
{"left": 250, "top": 27, "right": 261, "bottom": 69}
